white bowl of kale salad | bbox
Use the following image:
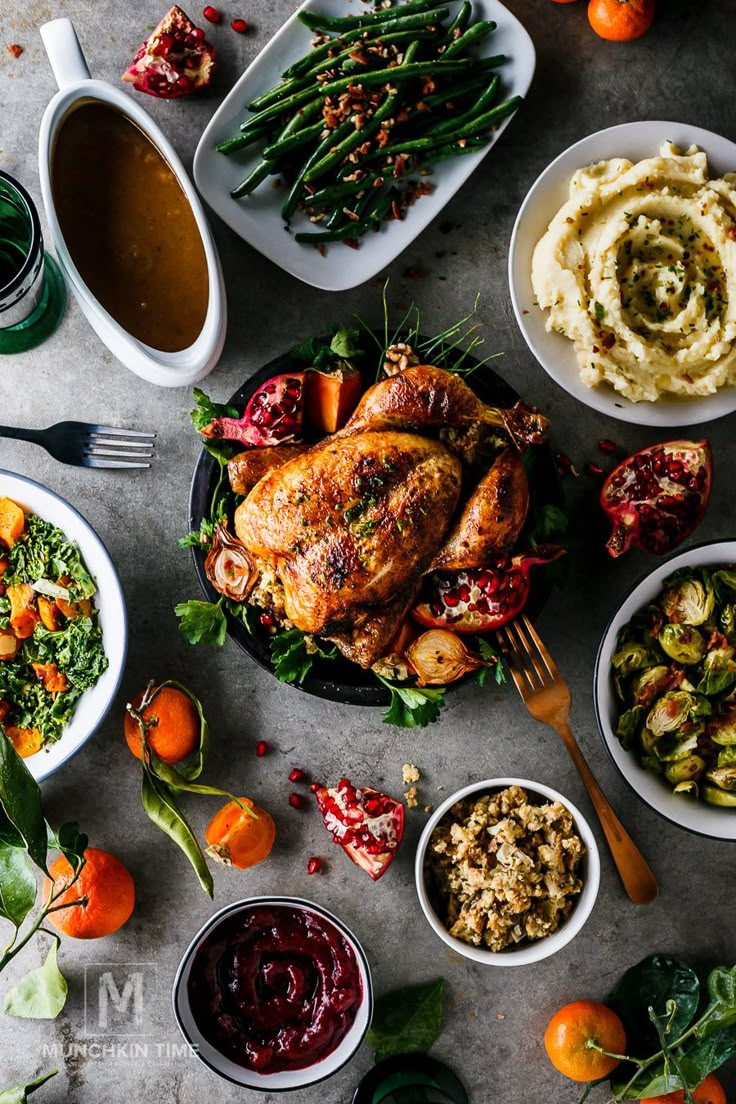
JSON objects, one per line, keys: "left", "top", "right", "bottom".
{"left": 0, "top": 470, "right": 126, "bottom": 782}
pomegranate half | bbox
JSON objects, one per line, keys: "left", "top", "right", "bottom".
{"left": 600, "top": 440, "right": 712, "bottom": 558}
{"left": 315, "top": 779, "right": 405, "bottom": 881}
{"left": 201, "top": 372, "right": 306, "bottom": 448}
{"left": 412, "top": 547, "right": 565, "bottom": 634}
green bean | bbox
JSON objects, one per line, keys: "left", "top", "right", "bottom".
{"left": 239, "top": 85, "right": 319, "bottom": 133}
{"left": 294, "top": 188, "right": 394, "bottom": 243}
{"left": 304, "top": 172, "right": 390, "bottom": 208}
{"left": 319, "top": 56, "right": 470, "bottom": 98}
{"left": 419, "top": 72, "right": 490, "bottom": 109}
{"left": 231, "top": 158, "right": 272, "bottom": 199}
{"left": 424, "top": 134, "right": 487, "bottom": 162}
{"left": 283, "top": 7, "right": 450, "bottom": 79}
{"left": 304, "top": 39, "right": 420, "bottom": 185}
{"left": 442, "top": 19, "right": 496, "bottom": 58}
{"left": 298, "top": 0, "right": 443, "bottom": 33}
{"left": 429, "top": 73, "right": 499, "bottom": 136}
{"left": 282, "top": 118, "right": 355, "bottom": 220}
{"left": 263, "top": 120, "right": 326, "bottom": 161}
{"left": 249, "top": 76, "right": 303, "bottom": 113}
{"left": 439, "top": 0, "right": 471, "bottom": 46}
{"left": 216, "top": 125, "right": 273, "bottom": 156}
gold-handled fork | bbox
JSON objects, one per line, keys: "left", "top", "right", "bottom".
{"left": 496, "top": 615, "right": 658, "bottom": 906}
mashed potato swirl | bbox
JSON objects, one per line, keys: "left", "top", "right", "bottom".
{"left": 531, "top": 142, "right": 736, "bottom": 402}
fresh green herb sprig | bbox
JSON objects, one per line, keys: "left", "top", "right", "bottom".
{"left": 375, "top": 675, "right": 445, "bottom": 727}
{"left": 270, "top": 629, "right": 337, "bottom": 685}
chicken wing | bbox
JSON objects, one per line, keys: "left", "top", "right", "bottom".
{"left": 228, "top": 445, "right": 309, "bottom": 496}
{"left": 428, "top": 448, "right": 530, "bottom": 573}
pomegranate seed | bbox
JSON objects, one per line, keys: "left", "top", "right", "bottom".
{"left": 310, "top": 782, "right": 322, "bottom": 793}
{"left": 176, "top": 75, "right": 191, "bottom": 90}
{"left": 203, "top": 5, "right": 222, "bottom": 22}
{"left": 585, "top": 462, "right": 604, "bottom": 477}
{"left": 289, "top": 792, "right": 306, "bottom": 810}
{"left": 598, "top": 439, "right": 617, "bottom": 453}
{"left": 231, "top": 18, "right": 248, "bottom": 33}
{"left": 260, "top": 612, "right": 275, "bottom": 627}
{"left": 289, "top": 768, "right": 307, "bottom": 784}
{"left": 256, "top": 740, "right": 269, "bottom": 758}
{"left": 192, "top": 26, "right": 206, "bottom": 41}
{"left": 555, "top": 452, "right": 578, "bottom": 478}
{"left": 307, "top": 857, "right": 322, "bottom": 875}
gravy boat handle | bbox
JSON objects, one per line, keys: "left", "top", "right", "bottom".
{"left": 40, "top": 18, "right": 91, "bottom": 92}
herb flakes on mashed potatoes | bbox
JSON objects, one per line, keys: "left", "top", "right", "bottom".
{"left": 532, "top": 142, "right": 736, "bottom": 402}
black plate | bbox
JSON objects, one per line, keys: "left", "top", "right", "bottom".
{"left": 188, "top": 337, "right": 562, "bottom": 706}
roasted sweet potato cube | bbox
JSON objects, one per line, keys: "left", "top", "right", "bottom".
{"left": 7, "top": 583, "right": 39, "bottom": 639}
{"left": 4, "top": 725, "right": 43, "bottom": 758}
{"left": 38, "top": 596, "right": 62, "bottom": 632}
{"left": 0, "top": 498, "right": 25, "bottom": 549}
{"left": 55, "top": 575, "right": 92, "bottom": 620}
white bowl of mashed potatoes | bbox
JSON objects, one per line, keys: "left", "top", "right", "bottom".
{"left": 509, "top": 121, "right": 736, "bottom": 426}
{"left": 415, "top": 778, "right": 600, "bottom": 966}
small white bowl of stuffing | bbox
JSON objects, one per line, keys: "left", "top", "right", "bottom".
{"left": 415, "top": 779, "right": 600, "bottom": 966}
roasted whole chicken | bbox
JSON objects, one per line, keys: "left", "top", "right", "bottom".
{"left": 224, "top": 363, "right": 549, "bottom": 669}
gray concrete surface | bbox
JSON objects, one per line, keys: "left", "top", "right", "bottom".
{"left": 1, "top": 1, "right": 735, "bottom": 1100}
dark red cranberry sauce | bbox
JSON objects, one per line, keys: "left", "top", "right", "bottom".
{"left": 187, "top": 905, "right": 363, "bottom": 1073}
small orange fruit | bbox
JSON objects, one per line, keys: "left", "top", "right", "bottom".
{"left": 544, "top": 1000, "right": 626, "bottom": 1082}
{"left": 205, "top": 798, "right": 275, "bottom": 869}
{"left": 643, "top": 1074, "right": 726, "bottom": 1104}
{"left": 45, "top": 848, "right": 135, "bottom": 939}
{"left": 124, "top": 685, "right": 200, "bottom": 765}
{"left": 588, "top": 0, "right": 654, "bottom": 41}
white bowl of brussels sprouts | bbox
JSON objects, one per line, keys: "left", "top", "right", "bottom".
{"left": 595, "top": 540, "right": 736, "bottom": 841}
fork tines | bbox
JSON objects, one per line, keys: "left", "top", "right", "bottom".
{"left": 497, "top": 616, "right": 558, "bottom": 695}
{"left": 83, "top": 426, "right": 156, "bottom": 469}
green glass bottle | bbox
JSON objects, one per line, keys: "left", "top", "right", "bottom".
{"left": 0, "top": 171, "right": 66, "bottom": 354}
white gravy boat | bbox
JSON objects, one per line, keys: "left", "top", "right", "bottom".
{"left": 38, "top": 18, "right": 227, "bottom": 388}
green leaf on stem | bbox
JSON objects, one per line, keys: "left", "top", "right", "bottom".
{"left": 0, "top": 1070, "right": 58, "bottom": 1103}
{"left": 376, "top": 677, "right": 445, "bottom": 728}
{"left": 140, "top": 767, "right": 213, "bottom": 898}
{"left": 366, "top": 979, "right": 445, "bottom": 1062}
{"left": 0, "top": 843, "right": 36, "bottom": 930}
{"left": 0, "top": 734, "right": 48, "bottom": 873}
{"left": 138, "top": 681, "right": 209, "bottom": 782}
{"left": 700, "top": 966, "right": 736, "bottom": 1038}
{"left": 54, "top": 823, "right": 88, "bottom": 874}
{"left": 608, "top": 955, "right": 700, "bottom": 1058}
{"left": 4, "top": 939, "right": 68, "bottom": 1019}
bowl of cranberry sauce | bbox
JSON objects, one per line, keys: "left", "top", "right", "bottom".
{"left": 172, "top": 897, "right": 373, "bottom": 1091}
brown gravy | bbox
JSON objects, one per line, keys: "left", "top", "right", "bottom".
{"left": 52, "top": 102, "right": 208, "bottom": 352}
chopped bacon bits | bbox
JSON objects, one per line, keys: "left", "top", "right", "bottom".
{"left": 6, "top": 44, "right": 22, "bottom": 58}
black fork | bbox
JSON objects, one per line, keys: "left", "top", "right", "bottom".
{"left": 0, "top": 421, "right": 156, "bottom": 469}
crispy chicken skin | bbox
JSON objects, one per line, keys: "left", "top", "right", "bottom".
{"left": 228, "top": 445, "right": 308, "bottom": 496}
{"left": 235, "top": 431, "right": 462, "bottom": 666}
{"left": 428, "top": 448, "right": 530, "bottom": 573}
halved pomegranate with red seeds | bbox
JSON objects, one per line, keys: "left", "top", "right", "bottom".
{"left": 200, "top": 372, "right": 306, "bottom": 448}
{"left": 601, "top": 440, "right": 712, "bottom": 558}
{"left": 122, "top": 6, "right": 215, "bottom": 99}
{"left": 315, "top": 779, "right": 405, "bottom": 881}
{"left": 412, "top": 546, "right": 566, "bottom": 634}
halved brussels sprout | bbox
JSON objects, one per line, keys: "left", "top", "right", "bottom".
{"left": 656, "top": 730, "right": 701, "bottom": 762}
{"left": 703, "top": 783, "right": 736, "bottom": 808}
{"left": 708, "top": 715, "right": 736, "bottom": 746}
{"left": 706, "top": 766, "right": 736, "bottom": 791}
{"left": 718, "top": 745, "right": 736, "bottom": 768}
{"left": 632, "top": 665, "right": 673, "bottom": 706}
{"left": 615, "top": 705, "right": 643, "bottom": 750}
{"left": 697, "top": 647, "right": 736, "bottom": 696}
{"left": 658, "top": 624, "right": 707, "bottom": 665}
{"left": 611, "top": 642, "right": 659, "bottom": 678}
{"left": 672, "top": 780, "right": 699, "bottom": 799}
{"left": 661, "top": 578, "right": 715, "bottom": 626}
{"left": 719, "top": 603, "right": 736, "bottom": 643}
{"left": 665, "top": 755, "right": 706, "bottom": 784}
{"left": 646, "top": 691, "right": 697, "bottom": 737}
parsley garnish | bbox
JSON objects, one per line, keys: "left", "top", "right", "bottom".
{"left": 375, "top": 675, "right": 445, "bottom": 727}
{"left": 270, "top": 629, "right": 337, "bottom": 685}
{"left": 175, "top": 599, "right": 228, "bottom": 647}
{"left": 190, "top": 387, "right": 239, "bottom": 432}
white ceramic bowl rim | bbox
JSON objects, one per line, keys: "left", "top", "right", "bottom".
{"left": 0, "top": 468, "right": 127, "bottom": 783}
{"left": 37, "top": 19, "right": 226, "bottom": 388}
{"left": 172, "top": 896, "right": 373, "bottom": 1093}
{"left": 508, "top": 119, "right": 736, "bottom": 427}
{"left": 415, "top": 777, "right": 600, "bottom": 967}
{"left": 594, "top": 538, "right": 736, "bottom": 842}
